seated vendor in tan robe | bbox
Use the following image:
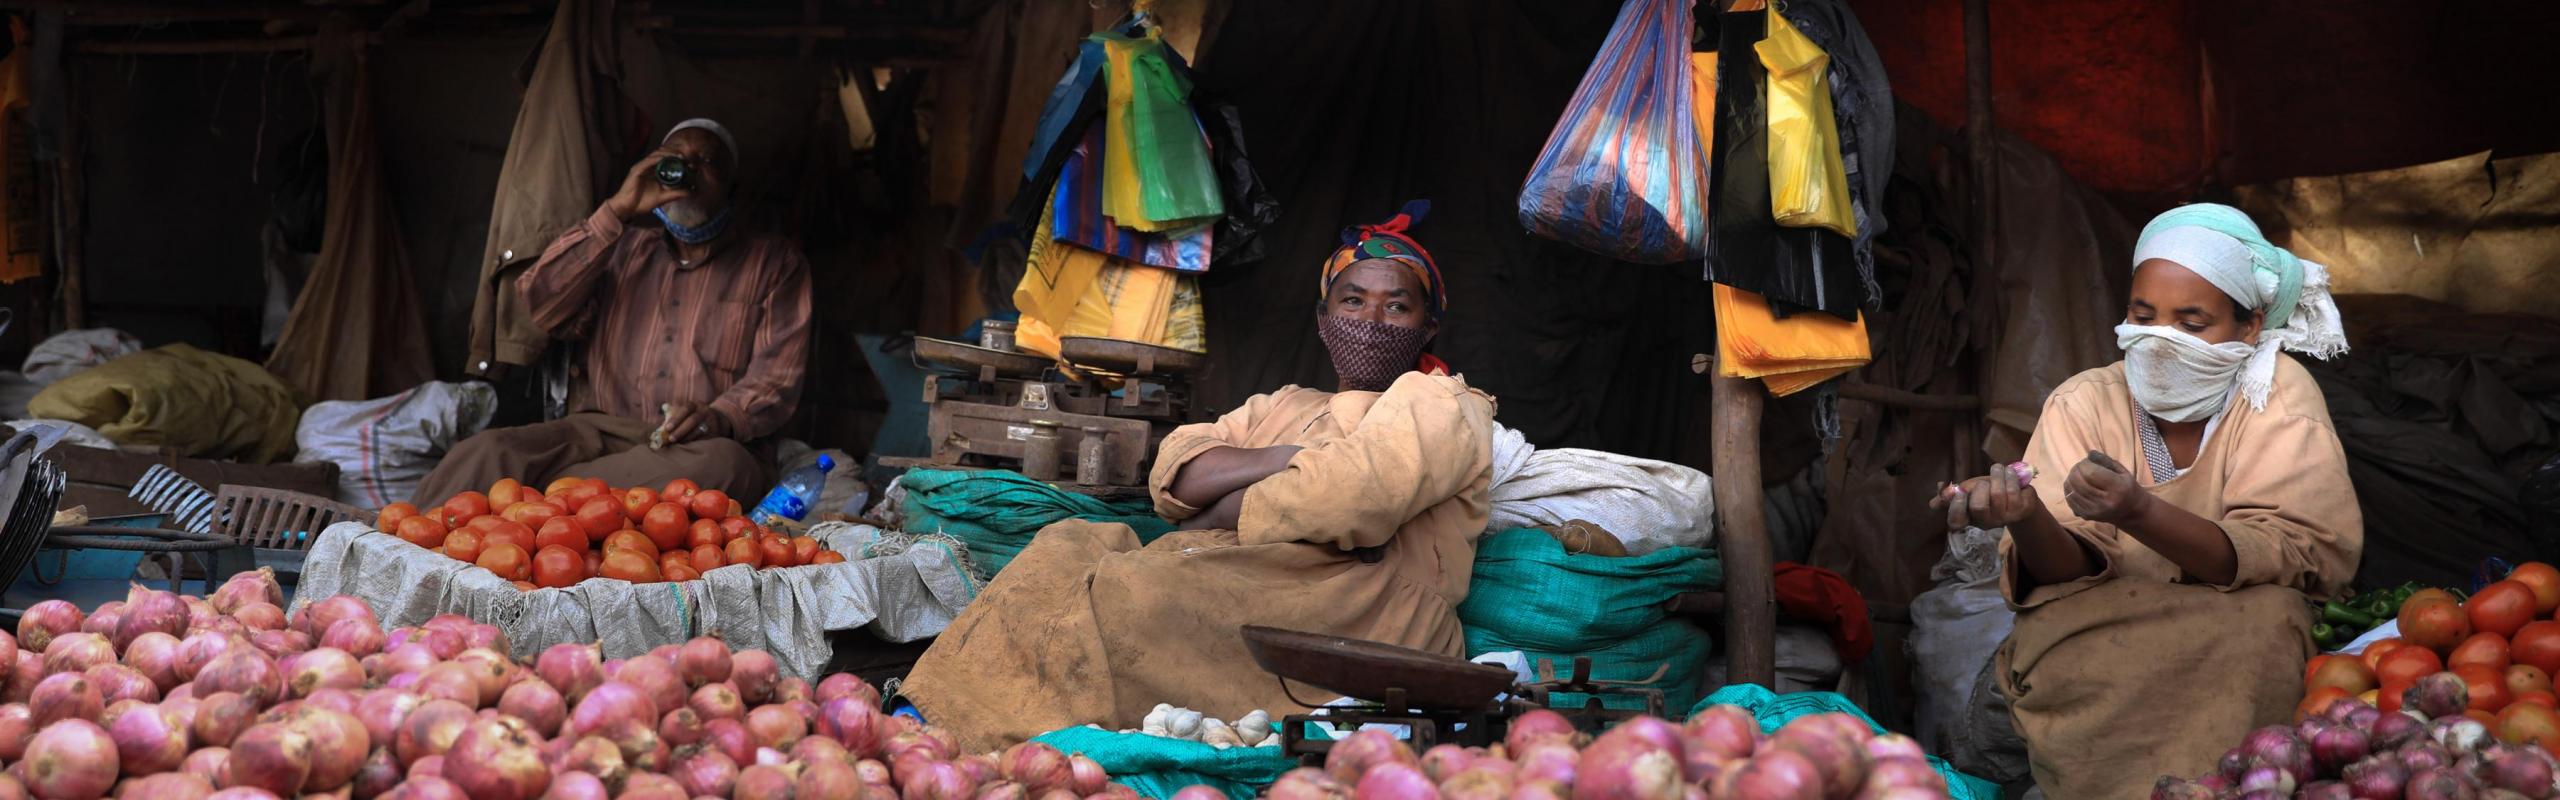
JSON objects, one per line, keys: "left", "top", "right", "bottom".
{"left": 899, "top": 203, "right": 1491, "bottom": 751}
{"left": 1935, "top": 204, "right": 2361, "bottom": 800}
{"left": 415, "top": 119, "right": 812, "bottom": 504}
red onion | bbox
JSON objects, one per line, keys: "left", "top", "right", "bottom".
{"left": 499, "top": 681, "right": 566, "bottom": 738}
{"left": 674, "top": 748, "right": 741, "bottom": 798}
{"left": 233, "top": 604, "right": 287, "bottom": 633}
{"left": 177, "top": 631, "right": 239, "bottom": 684}
{"left": 688, "top": 683, "right": 745, "bottom": 722}
{"left": 382, "top": 776, "right": 465, "bottom": 800}
{"left": 745, "top": 704, "right": 806, "bottom": 750}
{"left": 793, "top": 734, "right": 849, "bottom": 763}
{"left": 1267, "top": 769, "right": 1344, "bottom": 800}
{"left": 706, "top": 718, "right": 758, "bottom": 765}
{"left": 900, "top": 760, "right": 977, "bottom": 800}
{"left": 375, "top": 644, "right": 435, "bottom": 684}
{"left": 775, "top": 678, "right": 812, "bottom": 705}
{"left": 31, "top": 673, "right": 102, "bottom": 729}
{"left": 43, "top": 633, "right": 116, "bottom": 676}
{"left": 855, "top": 760, "right": 894, "bottom": 786}
{"left": 1681, "top": 705, "right": 1757, "bottom": 762}
{"left": 2339, "top": 755, "right": 2409, "bottom": 800}
{"left": 1506, "top": 712, "right": 1580, "bottom": 757}
{"left": 197, "top": 648, "right": 286, "bottom": 704}
{"left": 120, "top": 632, "right": 182, "bottom": 695}
{"left": 205, "top": 790, "right": 281, "bottom": 800}
{"left": 105, "top": 702, "right": 189, "bottom": 775}
{"left": 998, "top": 742, "right": 1073, "bottom": 793}
{"left": 291, "top": 598, "right": 377, "bottom": 642}
{"left": 118, "top": 772, "right": 214, "bottom": 800}
{"left": 1859, "top": 757, "right": 1946, "bottom": 794}
{"left": 1513, "top": 743, "right": 1578, "bottom": 787}
{"left": 318, "top": 622, "right": 385, "bottom": 660}
{"left": 552, "top": 736, "right": 628, "bottom": 793}
{"left": 183, "top": 748, "right": 232, "bottom": 786}
{"left": 445, "top": 717, "right": 552, "bottom": 800}
{"left": 395, "top": 700, "right": 478, "bottom": 765}
{"left": 461, "top": 625, "right": 508, "bottom": 656}
{"left": 817, "top": 674, "right": 869, "bottom": 704}
{"left": 274, "top": 706, "right": 370, "bottom": 791}
{"left": 658, "top": 708, "right": 704, "bottom": 747}
{"left": 729, "top": 652, "right": 779, "bottom": 705}
{"left": 1508, "top": 782, "right": 1568, "bottom": 800}
{"left": 191, "top": 691, "right": 260, "bottom": 748}
{"left": 450, "top": 649, "right": 513, "bottom": 707}
{"left": 2311, "top": 725, "right": 2374, "bottom": 774}
{"left": 77, "top": 603, "right": 118, "bottom": 638}
{"left": 1860, "top": 733, "right": 1926, "bottom": 763}
{"left": 566, "top": 682, "right": 654, "bottom": 738}
{"left": 2483, "top": 744, "right": 2555, "bottom": 797}
{"left": 1418, "top": 745, "right": 1476, "bottom": 783}
{"left": 735, "top": 765, "right": 795, "bottom": 800}
{"left": 2404, "top": 768, "right": 2465, "bottom": 800}
{"left": 957, "top": 754, "right": 1001, "bottom": 787}
{"left": 246, "top": 630, "right": 308, "bottom": 659}
{"left": 1575, "top": 724, "right": 1685, "bottom": 800}
{"left": 23, "top": 719, "right": 118, "bottom": 800}
{"left": 2405, "top": 674, "right": 2471, "bottom": 721}
{"left": 2402, "top": 742, "right": 2455, "bottom": 774}
{"left": 1441, "top": 765, "right": 1515, "bottom": 800}
{"left": 0, "top": 704, "right": 30, "bottom": 760}
{"left": 975, "top": 782, "right": 1029, "bottom": 800}
{"left": 542, "top": 771, "right": 608, "bottom": 800}
{"left": 413, "top": 629, "right": 465, "bottom": 662}
{"left": 675, "top": 639, "right": 731, "bottom": 688}
{"left": 354, "top": 690, "right": 422, "bottom": 748}
{"left": 417, "top": 663, "right": 482, "bottom": 709}
{"left": 7, "top": 652, "right": 36, "bottom": 704}
{"left": 351, "top": 748, "right": 402, "bottom": 800}
{"left": 599, "top": 717, "right": 670, "bottom": 773}
{"left": 612, "top": 659, "right": 685, "bottom": 719}
{"left": 115, "top": 588, "right": 190, "bottom": 650}
{"left": 800, "top": 759, "right": 863, "bottom": 800}
{"left": 1325, "top": 730, "right": 1418, "bottom": 784}
{"left": 821, "top": 698, "right": 889, "bottom": 759}
{"left": 278, "top": 649, "right": 363, "bottom": 700}
{"left": 617, "top": 774, "right": 684, "bottom": 800}
{"left": 211, "top": 569, "right": 285, "bottom": 615}
{"left": 15, "top": 602, "right": 78, "bottom": 655}
{"left": 228, "top": 722, "right": 318, "bottom": 796}
{"left": 535, "top": 646, "right": 602, "bottom": 705}
{"left": 1710, "top": 749, "right": 1821, "bottom": 800}
{"left": 1352, "top": 762, "right": 1435, "bottom": 800}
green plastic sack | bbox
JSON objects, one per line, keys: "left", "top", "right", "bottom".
{"left": 897, "top": 469, "right": 1173, "bottom": 578}
{"left": 1031, "top": 727, "right": 1295, "bottom": 800}
{"left": 1459, "top": 529, "right": 1722, "bottom": 712}
{"left": 1120, "top": 35, "right": 1223, "bottom": 226}
{"left": 1691, "top": 685, "right": 2002, "bottom": 800}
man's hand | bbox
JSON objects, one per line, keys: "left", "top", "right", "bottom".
{"left": 2063, "top": 450, "right": 2149, "bottom": 524}
{"left": 661, "top": 401, "right": 730, "bottom": 445}
{"left": 602, "top": 147, "right": 694, "bottom": 220}
{"left": 1929, "top": 462, "right": 2039, "bottom": 531}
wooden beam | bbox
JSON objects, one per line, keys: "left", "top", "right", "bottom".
{"left": 1836, "top": 384, "right": 1983, "bottom": 412}
{"left": 0, "top": 1, "right": 337, "bottom": 25}
{"left": 1962, "top": 0, "right": 1999, "bottom": 480}
{"left": 73, "top": 36, "right": 326, "bottom": 55}
{"left": 1712, "top": 372, "right": 1777, "bottom": 688}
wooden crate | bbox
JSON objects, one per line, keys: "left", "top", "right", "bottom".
{"left": 49, "top": 446, "right": 340, "bottom": 519}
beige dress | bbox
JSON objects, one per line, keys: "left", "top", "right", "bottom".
{"left": 900, "top": 373, "right": 1497, "bottom": 751}
{"left": 1995, "top": 357, "right": 2362, "bottom": 799}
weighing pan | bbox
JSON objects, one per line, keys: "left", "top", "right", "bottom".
{"left": 911, "top": 337, "right": 1052, "bottom": 379}
{"left": 1059, "top": 337, "right": 1204, "bottom": 377}
{"left": 1240, "top": 625, "right": 1513, "bottom": 710}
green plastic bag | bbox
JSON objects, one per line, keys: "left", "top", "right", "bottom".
{"left": 1459, "top": 529, "right": 1722, "bottom": 712}
{"left": 1122, "top": 35, "right": 1223, "bottom": 226}
{"left": 897, "top": 469, "right": 1172, "bottom": 578}
{"left": 1031, "top": 727, "right": 1295, "bottom": 800}
{"left": 1691, "top": 685, "right": 2002, "bottom": 800}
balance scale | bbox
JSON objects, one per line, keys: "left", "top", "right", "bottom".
{"left": 883, "top": 336, "right": 1203, "bottom": 495}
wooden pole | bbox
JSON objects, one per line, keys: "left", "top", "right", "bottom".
{"left": 1960, "top": 0, "right": 1998, "bottom": 479}
{"left": 1712, "top": 371, "right": 1776, "bottom": 688}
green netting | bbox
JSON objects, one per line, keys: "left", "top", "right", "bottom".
{"left": 1458, "top": 528, "right": 1722, "bottom": 713}
{"left": 1031, "top": 727, "right": 1296, "bottom": 800}
{"left": 897, "top": 469, "right": 1174, "bottom": 578}
{"left": 1690, "top": 685, "right": 2002, "bottom": 800}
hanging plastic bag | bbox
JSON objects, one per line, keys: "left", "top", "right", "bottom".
{"left": 1023, "top": 38, "right": 1107, "bottom": 184}
{"left": 1125, "top": 35, "right": 1224, "bottom": 228}
{"left": 1052, "top": 126, "right": 1214, "bottom": 272}
{"left": 1757, "top": 10, "right": 1856, "bottom": 237}
{"left": 1516, "top": 0, "right": 1709, "bottom": 265}
{"left": 1098, "top": 33, "right": 1153, "bottom": 229}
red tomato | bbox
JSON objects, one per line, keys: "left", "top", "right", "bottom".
{"left": 2452, "top": 632, "right": 2515, "bottom": 674}
{"left": 690, "top": 544, "right": 725, "bottom": 573}
{"left": 2497, "top": 702, "right": 2560, "bottom": 754}
{"left": 687, "top": 520, "right": 725, "bottom": 550}
{"left": 2460, "top": 665, "right": 2517, "bottom": 713}
{"left": 641, "top": 503, "right": 691, "bottom": 552}
{"left": 724, "top": 537, "right": 764, "bottom": 570}
{"left": 377, "top": 502, "right": 421, "bottom": 533}
{"left": 2512, "top": 664, "right": 2556, "bottom": 699}
{"left": 2510, "top": 562, "right": 2560, "bottom": 616}
{"left": 622, "top": 487, "right": 662, "bottom": 522}
{"left": 597, "top": 549, "right": 661, "bottom": 583}
{"left": 2380, "top": 680, "right": 2415, "bottom": 715}
{"left": 2518, "top": 691, "right": 2560, "bottom": 710}
{"left": 477, "top": 542, "right": 532, "bottom": 582}
{"left": 662, "top": 479, "right": 701, "bottom": 504}
{"left": 688, "top": 491, "right": 732, "bottom": 524}
{"left": 575, "top": 497, "right": 626, "bottom": 541}
{"left": 662, "top": 563, "right": 700, "bottom": 583}
{"left": 480, "top": 520, "right": 534, "bottom": 555}
{"left": 444, "top": 529, "right": 486, "bottom": 564}
{"left": 719, "top": 517, "right": 754, "bottom": 537}
{"left": 789, "top": 536, "right": 822, "bottom": 568}
{"left": 2299, "top": 687, "right": 2352, "bottom": 721}
{"left": 809, "top": 551, "right": 847, "bottom": 566}
{"left": 395, "top": 516, "right": 449, "bottom": 550}
{"left": 2516, "top": 622, "right": 2560, "bottom": 676}
{"left": 2471, "top": 581, "right": 2539, "bottom": 639}
{"left": 442, "top": 491, "right": 493, "bottom": 527}
{"left": 534, "top": 517, "right": 588, "bottom": 554}
{"left": 2362, "top": 639, "right": 2412, "bottom": 675}
{"left": 759, "top": 536, "right": 794, "bottom": 569}
{"left": 603, "top": 530, "right": 659, "bottom": 561}
{"left": 532, "top": 544, "right": 588, "bottom": 589}
{"left": 2307, "top": 656, "right": 2378, "bottom": 698}
{"left": 2378, "top": 646, "right": 2446, "bottom": 687}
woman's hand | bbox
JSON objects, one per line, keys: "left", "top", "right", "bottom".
{"left": 1930, "top": 463, "right": 2039, "bottom": 531}
{"left": 2063, "top": 450, "right": 2151, "bottom": 524}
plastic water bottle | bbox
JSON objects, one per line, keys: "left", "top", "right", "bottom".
{"left": 750, "top": 454, "right": 834, "bottom": 526}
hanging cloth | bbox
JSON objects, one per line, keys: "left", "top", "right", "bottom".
{"left": 1714, "top": 283, "right": 1868, "bottom": 397}
{"left": 1757, "top": 10, "right": 1856, "bottom": 237}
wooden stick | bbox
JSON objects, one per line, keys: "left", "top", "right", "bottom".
{"left": 1962, "top": 0, "right": 1999, "bottom": 481}
{"left": 1835, "top": 384, "right": 1983, "bottom": 412}
{"left": 1712, "top": 371, "right": 1777, "bottom": 688}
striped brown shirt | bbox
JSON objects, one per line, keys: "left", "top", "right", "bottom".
{"left": 518, "top": 207, "right": 812, "bottom": 441}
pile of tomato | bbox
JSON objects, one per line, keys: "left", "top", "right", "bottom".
{"left": 2303, "top": 562, "right": 2560, "bottom": 751}
{"left": 370, "top": 476, "right": 847, "bottom": 590}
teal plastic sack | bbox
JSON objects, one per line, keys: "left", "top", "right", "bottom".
{"left": 1122, "top": 38, "right": 1224, "bottom": 225}
{"left": 1032, "top": 727, "right": 1295, "bottom": 800}
{"left": 1691, "top": 685, "right": 2002, "bottom": 800}
{"left": 1459, "top": 529, "right": 1722, "bottom": 712}
{"left": 897, "top": 469, "right": 1173, "bottom": 578}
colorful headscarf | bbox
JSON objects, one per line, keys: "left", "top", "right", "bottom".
{"left": 1320, "top": 200, "right": 1446, "bottom": 321}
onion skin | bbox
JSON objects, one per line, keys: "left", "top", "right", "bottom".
{"left": 85, "top": 663, "right": 157, "bottom": 706}
{"left": 105, "top": 702, "right": 190, "bottom": 776}
{"left": 1713, "top": 750, "right": 1822, "bottom": 800}
{"left": 553, "top": 736, "right": 629, "bottom": 793}
{"left": 1507, "top": 710, "right": 1580, "bottom": 755}
{"left": 1353, "top": 762, "right": 1437, "bottom": 800}
{"left": 381, "top": 777, "right": 464, "bottom": 800}
{"left": 792, "top": 735, "right": 850, "bottom": 765}
{"left": 566, "top": 682, "right": 655, "bottom": 739}
{"left": 735, "top": 765, "right": 795, "bottom": 800}
{"left": 856, "top": 761, "right": 895, "bottom": 787}
{"left": 1421, "top": 745, "right": 1477, "bottom": 783}
{"left": 1512, "top": 743, "right": 1579, "bottom": 787}
{"left": 676, "top": 639, "right": 732, "bottom": 688}
{"left": 898, "top": 760, "right": 977, "bottom": 800}
{"left": 707, "top": 719, "right": 758, "bottom": 765}
{"left": 445, "top": 717, "right": 552, "bottom": 800}
{"left": 206, "top": 790, "right": 282, "bottom": 800}
{"left": 1441, "top": 766, "right": 1515, "bottom": 800}
{"left": 29, "top": 673, "right": 102, "bottom": 730}
{"left": 498, "top": 681, "right": 567, "bottom": 739}
{"left": 2406, "top": 673, "right": 2471, "bottom": 721}
{"left": 195, "top": 692, "right": 264, "bottom": 749}
{"left": 121, "top": 632, "right": 182, "bottom": 695}
{"left": 114, "top": 589, "right": 190, "bottom": 651}
{"left": 197, "top": 648, "right": 286, "bottom": 705}
{"left": 674, "top": 748, "right": 741, "bottom": 798}
{"left": 1571, "top": 726, "right": 1684, "bottom": 800}
{"left": 17, "top": 602, "right": 80, "bottom": 653}
{"left": 729, "top": 652, "right": 780, "bottom": 705}
{"left": 535, "top": 646, "right": 603, "bottom": 706}
{"left": 212, "top": 570, "right": 286, "bottom": 615}
{"left": 350, "top": 748, "right": 401, "bottom": 800}
{"left": 183, "top": 748, "right": 233, "bottom": 786}
{"left": 599, "top": 717, "right": 670, "bottom": 774}
{"left": 395, "top": 700, "right": 477, "bottom": 765}
{"left": 353, "top": 690, "right": 422, "bottom": 749}
{"left": 2483, "top": 744, "right": 2556, "bottom": 798}
{"left": 2403, "top": 768, "right": 2467, "bottom": 800}
{"left": 2372, "top": 712, "right": 2427, "bottom": 751}
{"left": 2340, "top": 755, "right": 2408, "bottom": 800}
{"left": 618, "top": 774, "right": 685, "bottom": 800}
{"left": 281, "top": 649, "right": 365, "bottom": 700}
{"left": 275, "top": 706, "right": 370, "bottom": 792}
{"left": 42, "top": 633, "right": 116, "bottom": 677}
{"left": 227, "top": 722, "right": 317, "bottom": 797}
{"left": 25, "top": 719, "right": 119, "bottom": 800}
{"left": 1858, "top": 758, "right": 1946, "bottom": 795}
{"left": 658, "top": 708, "right": 705, "bottom": 747}
{"left": 612, "top": 659, "right": 686, "bottom": 719}
{"left": 688, "top": 683, "right": 746, "bottom": 722}
{"left": 999, "top": 742, "right": 1073, "bottom": 794}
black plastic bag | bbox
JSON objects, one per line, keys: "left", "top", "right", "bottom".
{"left": 1704, "top": 8, "right": 1859, "bottom": 322}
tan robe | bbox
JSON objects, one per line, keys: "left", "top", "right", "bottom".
{"left": 901, "top": 373, "right": 1497, "bottom": 751}
{"left": 1996, "top": 357, "right": 2362, "bottom": 799}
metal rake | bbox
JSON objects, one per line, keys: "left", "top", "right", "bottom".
{"left": 129, "top": 464, "right": 217, "bottom": 534}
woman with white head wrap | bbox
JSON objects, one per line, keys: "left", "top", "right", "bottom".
{"left": 1929, "top": 204, "right": 2365, "bottom": 798}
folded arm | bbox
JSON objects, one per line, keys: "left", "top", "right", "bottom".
{"left": 1235, "top": 373, "right": 1496, "bottom": 550}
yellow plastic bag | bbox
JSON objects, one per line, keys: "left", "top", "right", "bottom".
{"left": 1757, "top": 11, "right": 1856, "bottom": 237}
{"left": 1014, "top": 186, "right": 1206, "bottom": 360}
{"left": 1714, "top": 284, "right": 1868, "bottom": 397}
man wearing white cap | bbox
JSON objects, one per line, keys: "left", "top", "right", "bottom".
{"left": 417, "top": 119, "right": 813, "bottom": 503}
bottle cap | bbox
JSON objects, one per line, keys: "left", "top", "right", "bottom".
{"left": 816, "top": 454, "right": 835, "bottom": 471}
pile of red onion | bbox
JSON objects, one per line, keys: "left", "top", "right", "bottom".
{"left": 2154, "top": 673, "right": 2560, "bottom": 799}
{"left": 0, "top": 570, "right": 1143, "bottom": 800}
{"left": 1259, "top": 707, "right": 1951, "bottom": 800}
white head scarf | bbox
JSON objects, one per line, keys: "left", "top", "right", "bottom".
{"left": 664, "top": 119, "right": 738, "bottom": 166}
{"left": 2120, "top": 203, "right": 2349, "bottom": 416}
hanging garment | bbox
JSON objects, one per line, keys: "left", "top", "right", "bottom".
{"left": 1515, "top": 0, "right": 1710, "bottom": 265}
{"left": 1050, "top": 127, "right": 1212, "bottom": 272}
{"left": 1778, "top": 0, "right": 1893, "bottom": 306}
{"left": 1705, "top": 8, "right": 1860, "bottom": 322}
{"left": 263, "top": 33, "right": 436, "bottom": 402}
{"left": 0, "top": 18, "right": 40, "bottom": 285}
{"left": 1714, "top": 284, "right": 1868, "bottom": 397}
{"left": 1757, "top": 10, "right": 1856, "bottom": 237}
{"left": 464, "top": 0, "right": 646, "bottom": 377}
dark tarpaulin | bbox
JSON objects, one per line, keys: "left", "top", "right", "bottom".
{"left": 1184, "top": 0, "right": 1776, "bottom": 462}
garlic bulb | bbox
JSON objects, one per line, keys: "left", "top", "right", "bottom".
{"left": 1142, "top": 704, "right": 1174, "bottom": 737}
{"left": 1256, "top": 732, "right": 1282, "bottom": 748}
{"left": 1236, "top": 710, "right": 1272, "bottom": 743}
{"left": 1168, "top": 708, "right": 1205, "bottom": 740}
{"left": 1202, "top": 718, "right": 1242, "bottom": 749}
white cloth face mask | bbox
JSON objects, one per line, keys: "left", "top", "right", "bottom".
{"left": 2116, "top": 324, "right": 2254, "bottom": 423}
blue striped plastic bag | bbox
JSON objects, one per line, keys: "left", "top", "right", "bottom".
{"left": 1517, "top": 0, "right": 1710, "bottom": 264}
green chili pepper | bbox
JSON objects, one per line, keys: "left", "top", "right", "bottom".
{"left": 2366, "top": 598, "right": 2396, "bottom": 619}
{"left": 2322, "top": 602, "right": 2378, "bottom": 630}
{"left": 2313, "top": 622, "right": 2338, "bottom": 648}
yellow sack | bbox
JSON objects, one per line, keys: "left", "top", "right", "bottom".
{"left": 1714, "top": 284, "right": 1868, "bottom": 397}
{"left": 1757, "top": 11, "right": 1856, "bottom": 237}
{"left": 27, "top": 344, "right": 303, "bottom": 462}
